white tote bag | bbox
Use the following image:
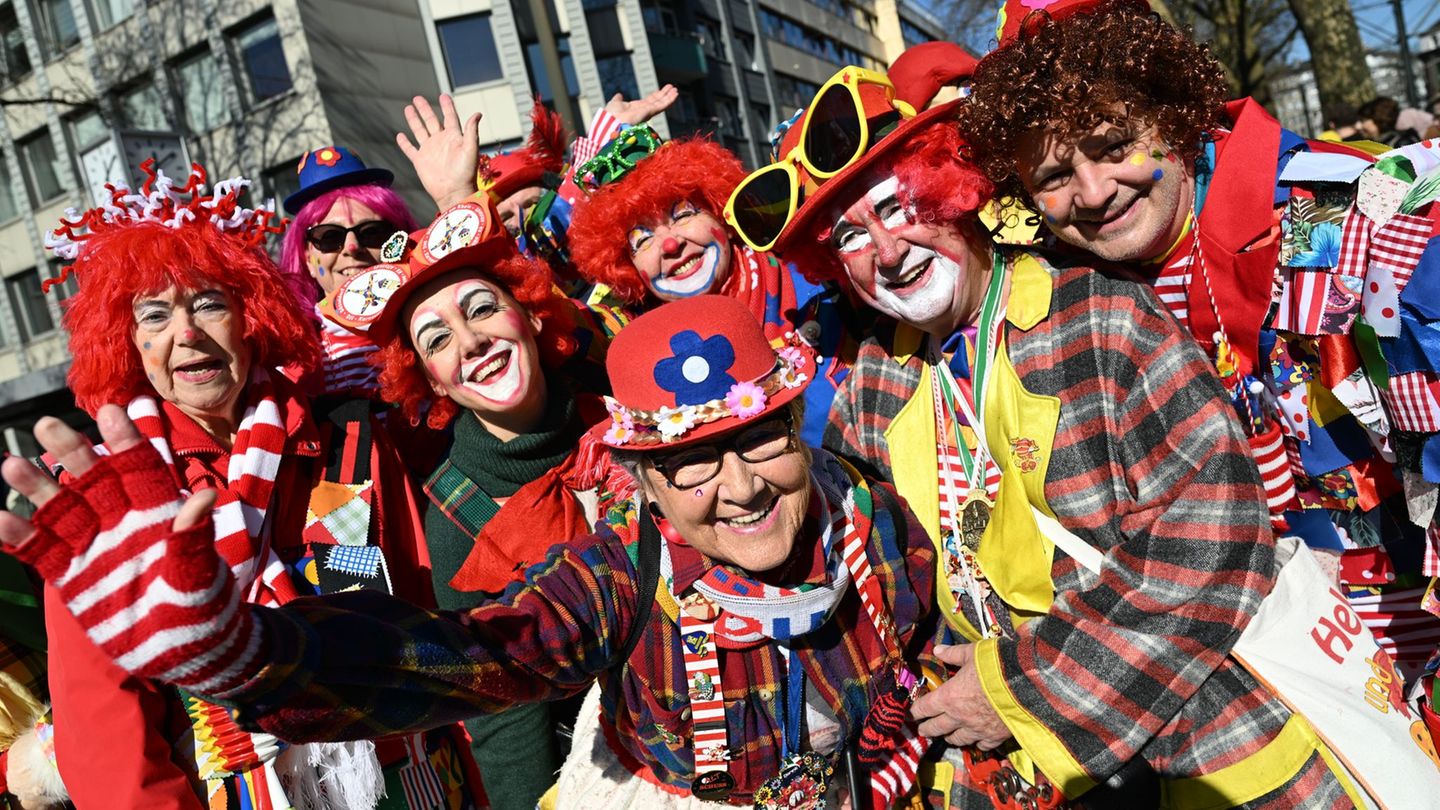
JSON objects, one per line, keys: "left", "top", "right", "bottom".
{"left": 1031, "top": 509, "right": 1440, "bottom": 809}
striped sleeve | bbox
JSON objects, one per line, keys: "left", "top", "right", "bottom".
{"left": 227, "top": 526, "right": 642, "bottom": 743}
{"left": 977, "top": 268, "right": 1276, "bottom": 786}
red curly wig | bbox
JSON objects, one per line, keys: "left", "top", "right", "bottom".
{"left": 64, "top": 222, "right": 319, "bottom": 414}
{"left": 567, "top": 138, "right": 746, "bottom": 303}
{"left": 375, "top": 252, "right": 580, "bottom": 430}
{"left": 785, "top": 120, "right": 994, "bottom": 285}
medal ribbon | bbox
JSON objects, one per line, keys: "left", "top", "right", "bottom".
{"left": 675, "top": 464, "right": 917, "bottom": 796}
{"left": 930, "top": 255, "right": 1008, "bottom": 633}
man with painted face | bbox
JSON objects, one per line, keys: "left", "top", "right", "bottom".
{"left": 963, "top": 0, "right": 1440, "bottom": 697}
{"left": 735, "top": 49, "right": 1359, "bottom": 807}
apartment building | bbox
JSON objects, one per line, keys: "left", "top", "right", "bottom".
{"left": 0, "top": 0, "right": 440, "bottom": 451}
{"left": 421, "top": 0, "right": 947, "bottom": 168}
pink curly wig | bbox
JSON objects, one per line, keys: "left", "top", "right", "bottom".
{"left": 64, "top": 222, "right": 320, "bottom": 414}
{"left": 278, "top": 184, "right": 419, "bottom": 315}
{"left": 375, "top": 253, "right": 581, "bottom": 430}
{"left": 567, "top": 138, "right": 746, "bottom": 303}
{"left": 786, "top": 121, "right": 994, "bottom": 285}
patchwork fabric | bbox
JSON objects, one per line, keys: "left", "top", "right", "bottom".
{"left": 1372, "top": 213, "right": 1432, "bottom": 292}
{"left": 1383, "top": 372, "right": 1440, "bottom": 432}
{"left": 316, "top": 544, "right": 393, "bottom": 595}
{"left": 1337, "top": 208, "right": 1373, "bottom": 279}
{"left": 304, "top": 480, "right": 375, "bottom": 547}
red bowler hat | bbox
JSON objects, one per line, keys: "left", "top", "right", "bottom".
{"left": 993, "top": 0, "right": 1150, "bottom": 48}
{"left": 594, "top": 295, "right": 812, "bottom": 450}
{"left": 320, "top": 195, "right": 517, "bottom": 344}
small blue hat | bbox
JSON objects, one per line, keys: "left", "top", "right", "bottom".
{"left": 283, "top": 146, "right": 394, "bottom": 215}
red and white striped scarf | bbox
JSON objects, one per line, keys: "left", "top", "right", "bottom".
{"left": 123, "top": 368, "right": 298, "bottom": 606}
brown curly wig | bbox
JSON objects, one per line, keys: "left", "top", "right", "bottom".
{"left": 962, "top": 0, "right": 1228, "bottom": 202}
{"left": 566, "top": 138, "right": 746, "bottom": 303}
{"left": 374, "top": 254, "right": 579, "bottom": 429}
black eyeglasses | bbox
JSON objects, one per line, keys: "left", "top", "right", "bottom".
{"left": 305, "top": 220, "right": 397, "bottom": 254}
{"left": 650, "top": 411, "right": 797, "bottom": 490}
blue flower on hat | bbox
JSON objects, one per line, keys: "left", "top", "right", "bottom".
{"left": 654, "top": 331, "right": 736, "bottom": 406}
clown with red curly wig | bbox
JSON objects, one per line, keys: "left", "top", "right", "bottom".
{"left": 39, "top": 162, "right": 482, "bottom": 810}
{"left": 566, "top": 124, "right": 856, "bottom": 446}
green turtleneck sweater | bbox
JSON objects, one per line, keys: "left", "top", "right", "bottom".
{"left": 419, "top": 380, "right": 586, "bottom": 810}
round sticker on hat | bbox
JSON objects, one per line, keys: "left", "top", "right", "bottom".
{"left": 420, "top": 201, "right": 492, "bottom": 264}
{"left": 331, "top": 264, "right": 408, "bottom": 327}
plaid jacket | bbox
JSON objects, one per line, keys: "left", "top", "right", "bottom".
{"left": 825, "top": 255, "right": 1302, "bottom": 796}
{"left": 227, "top": 451, "right": 940, "bottom": 805}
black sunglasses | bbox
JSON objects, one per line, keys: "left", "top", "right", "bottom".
{"left": 305, "top": 220, "right": 396, "bottom": 254}
{"left": 650, "top": 411, "right": 797, "bottom": 490}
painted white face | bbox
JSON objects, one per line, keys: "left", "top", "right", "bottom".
{"left": 829, "top": 175, "right": 987, "bottom": 334}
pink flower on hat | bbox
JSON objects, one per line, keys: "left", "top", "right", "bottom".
{"left": 604, "top": 422, "right": 635, "bottom": 445}
{"left": 725, "top": 381, "right": 768, "bottom": 419}
{"left": 605, "top": 396, "right": 634, "bottom": 429}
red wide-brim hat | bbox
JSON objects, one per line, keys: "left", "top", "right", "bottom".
{"left": 320, "top": 197, "right": 517, "bottom": 345}
{"left": 591, "top": 295, "right": 813, "bottom": 450}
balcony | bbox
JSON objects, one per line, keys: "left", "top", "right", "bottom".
{"left": 648, "top": 30, "right": 708, "bottom": 82}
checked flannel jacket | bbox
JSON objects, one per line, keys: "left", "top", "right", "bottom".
{"left": 825, "top": 254, "right": 1349, "bottom": 807}
{"left": 221, "top": 450, "right": 943, "bottom": 805}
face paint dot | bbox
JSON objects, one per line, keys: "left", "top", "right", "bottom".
{"left": 1045, "top": 214, "right": 1057, "bottom": 224}
{"left": 1151, "top": 169, "right": 1164, "bottom": 181}
{"left": 1128, "top": 153, "right": 1147, "bottom": 167}
{"left": 694, "top": 488, "right": 704, "bottom": 498}
{"left": 142, "top": 342, "right": 150, "bottom": 349}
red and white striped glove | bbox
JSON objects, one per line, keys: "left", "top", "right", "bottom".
{"left": 7, "top": 441, "right": 261, "bottom": 697}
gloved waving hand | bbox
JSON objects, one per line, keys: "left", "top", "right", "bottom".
{"left": 0, "top": 405, "right": 261, "bottom": 697}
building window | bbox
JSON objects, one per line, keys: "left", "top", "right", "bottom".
{"left": 775, "top": 75, "right": 820, "bottom": 111}
{"left": 7, "top": 268, "right": 55, "bottom": 341}
{"left": 119, "top": 80, "right": 168, "bottom": 130}
{"left": 261, "top": 157, "right": 300, "bottom": 212}
{"left": 595, "top": 54, "right": 638, "bottom": 102}
{"left": 231, "top": 15, "right": 292, "bottom": 103}
{"left": 759, "top": 8, "right": 873, "bottom": 67}
{"left": 698, "top": 18, "right": 726, "bottom": 62}
{"left": 33, "top": 0, "right": 79, "bottom": 57}
{"left": 18, "top": 129, "right": 63, "bottom": 204}
{"left": 68, "top": 108, "right": 108, "bottom": 151}
{"left": 89, "top": 0, "right": 133, "bottom": 30}
{"left": 173, "top": 50, "right": 229, "bottom": 133}
{"left": 0, "top": 154, "right": 20, "bottom": 222}
{"left": 436, "top": 14, "right": 504, "bottom": 88}
{"left": 900, "top": 18, "right": 931, "bottom": 48}
{"left": 0, "top": 3, "right": 30, "bottom": 81}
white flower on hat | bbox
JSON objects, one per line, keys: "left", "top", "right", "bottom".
{"left": 655, "top": 405, "right": 699, "bottom": 440}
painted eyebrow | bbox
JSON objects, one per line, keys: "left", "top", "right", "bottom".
{"left": 412, "top": 311, "right": 445, "bottom": 343}
{"left": 457, "top": 286, "right": 496, "bottom": 312}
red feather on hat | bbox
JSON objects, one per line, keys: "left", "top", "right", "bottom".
{"left": 524, "top": 97, "right": 569, "bottom": 174}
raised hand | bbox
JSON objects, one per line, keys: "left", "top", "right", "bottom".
{"left": 397, "top": 94, "right": 483, "bottom": 212}
{"left": 0, "top": 406, "right": 261, "bottom": 698}
{"left": 605, "top": 84, "right": 680, "bottom": 127}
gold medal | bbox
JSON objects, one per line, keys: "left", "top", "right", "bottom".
{"left": 959, "top": 491, "right": 993, "bottom": 550}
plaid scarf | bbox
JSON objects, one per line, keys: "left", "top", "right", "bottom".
{"left": 123, "top": 368, "right": 297, "bottom": 606}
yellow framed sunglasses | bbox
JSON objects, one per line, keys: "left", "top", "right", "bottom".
{"left": 724, "top": 66, "right": 916, "bottom": 252}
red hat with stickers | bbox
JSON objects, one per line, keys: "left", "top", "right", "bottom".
{"left": 593, "top": 295, "right": 812, "bottom": 450}
{"left": 321, "top": 196, "right": 515, "bottom": 344}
